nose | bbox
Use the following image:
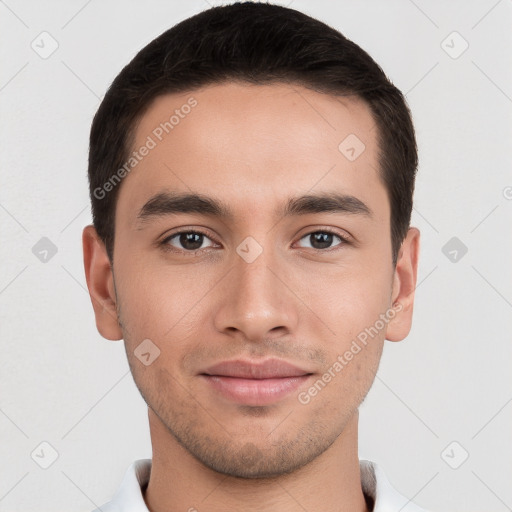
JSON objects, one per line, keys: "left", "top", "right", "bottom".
{"left": 212, "top": 245, "right": 299, "bottom": 343}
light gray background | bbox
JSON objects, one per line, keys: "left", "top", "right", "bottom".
{"left": 1, "top": 1, "right": 511, "bottom": 511}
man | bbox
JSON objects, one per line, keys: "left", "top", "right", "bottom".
{"left": 83, "top": 2, "right": 425, "bottom": 511}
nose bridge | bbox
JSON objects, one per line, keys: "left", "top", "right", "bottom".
{"left": 236, "top": 238, "right": 278, "bottom": 300}
{"left": 213, "top": 234, "right": 298, "bottom": 340}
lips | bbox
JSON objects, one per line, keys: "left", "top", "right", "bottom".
{"left": 201, "top": 358, "right": 312, "bottom": 379}
{"left": 199, "top": 358, "right": 314, "bottom": 406}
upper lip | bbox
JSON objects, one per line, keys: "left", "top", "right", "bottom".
{"left": 201, "top": 358, "right": 313, "bottom": 379}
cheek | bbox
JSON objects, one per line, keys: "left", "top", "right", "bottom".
{"left": 319, "top": 266, "right": 392, "bottom": 336}
{"left": 310, "top": 268, "right": 390, "bottom": 393}
{"left": 310, "top": 286, "right": 387, "bottom": 405}
{"left": 116, "top": 258, "right": 214, "bottom": 341}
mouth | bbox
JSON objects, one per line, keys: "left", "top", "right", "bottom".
{"left": 199, "top": 358, "right": 314, "bottom": 406}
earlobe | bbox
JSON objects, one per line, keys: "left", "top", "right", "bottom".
{"left": 386, "top": 227, "right": 420, "bottom": 342}
{"left": 82, "top": 225, "right": 123, "bottom": 341}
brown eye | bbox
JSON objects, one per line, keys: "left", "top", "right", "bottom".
{"left": 297, "top": 231, "right": 348, "bottom": 251}
{"left": 162, "top": 230, "right": 216, "bottom": 252}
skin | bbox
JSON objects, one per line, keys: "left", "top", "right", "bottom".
{"left": 83, "top": 82, "right": 420, "bottom": 512}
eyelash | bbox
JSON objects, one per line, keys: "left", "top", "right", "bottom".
{"left": 159, "top": 227, "right": 351, "bottom": 255}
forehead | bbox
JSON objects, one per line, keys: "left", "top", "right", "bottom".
{"left": 116, "top": 82, "right": 386, "bottom": 227}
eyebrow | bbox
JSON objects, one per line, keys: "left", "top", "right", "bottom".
{"left": 135, "top": 190, "right": 372, "bottom": 228}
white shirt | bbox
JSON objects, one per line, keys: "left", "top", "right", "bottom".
{"left": 92, "top": 458, "right": 430, "bottom": 512}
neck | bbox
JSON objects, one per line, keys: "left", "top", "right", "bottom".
{"left": 143, "top": 408, "right": 369, "bottom": 512}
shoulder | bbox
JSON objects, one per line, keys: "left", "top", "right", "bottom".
{"left": 89, "top": 459, "right": 152, "bottom": 512}
{"left": 360, "top": 459, "right": 432, "bottom": 512}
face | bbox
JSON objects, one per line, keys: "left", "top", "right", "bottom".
{"left": 85, "top": 82, "right": 418, "bottom": 478}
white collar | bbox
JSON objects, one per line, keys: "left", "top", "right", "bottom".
{"left": 93, "top": 458, "right": 429, "bottom": 512}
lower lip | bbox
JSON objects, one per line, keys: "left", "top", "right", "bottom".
{"left": 201, "top": 375, "right": 312, "bottom": 406}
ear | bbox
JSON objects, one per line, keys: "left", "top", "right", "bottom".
{"left": 82, "top": 225, "right": 123, "bottom": 341}
{"left": 385, "top": 227, "right": 420, "bottom": 342}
